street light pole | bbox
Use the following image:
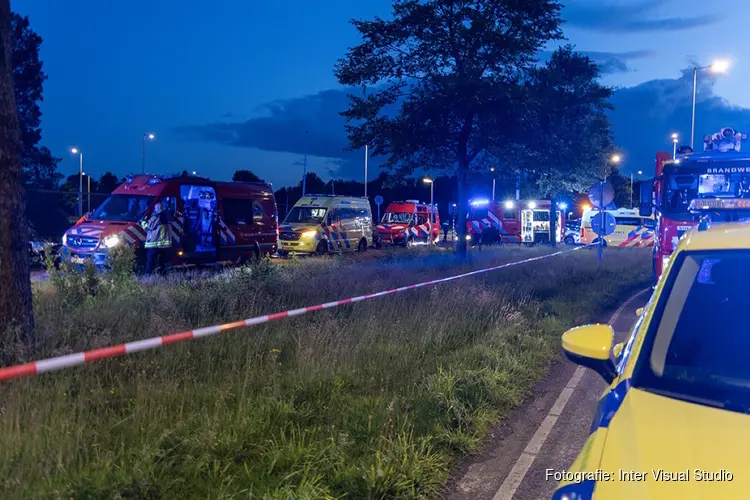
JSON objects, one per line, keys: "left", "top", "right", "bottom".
{"left": 142, "top": 133, "right": 155, "bottom": 174}
{"left": 87, "top": 175, "right": 91, "bottom": 213}
{"left": 630, "top": 173, "right": 633, "bottom": 208}
{"left": 423, "top": 178, "right": 434, "bottom": 244}
{"left": 491, "top": 167, "right": 496, "bottom": 201}
{"left": 690, "top": 60, "right": 730, "bottom": 149}
{"left": 72, "top": 148, "right": 83, "bottom": 217}
{"left": 364, "top": 144, "right": 368, "bottom": 198}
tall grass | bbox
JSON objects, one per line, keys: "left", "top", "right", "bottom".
{"left": 1, "top": 246, "right": 649, "bottom": 498}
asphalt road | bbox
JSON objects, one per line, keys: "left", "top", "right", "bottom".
{"left": 447, "top": 288, "right": 651, "bottom": 500}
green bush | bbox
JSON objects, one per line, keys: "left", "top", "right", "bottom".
{"left": 2, "top": 247, "right": 649, "bottom": 498}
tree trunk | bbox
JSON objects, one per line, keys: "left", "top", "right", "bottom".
{"left": 455, "top": 160, "right": 468, "bottom": 256}
{"left": 0, "top": 0, "right": 34, "bottom": 338}
{"left": 549, "top": 198, "right": 557, "bottom": 247}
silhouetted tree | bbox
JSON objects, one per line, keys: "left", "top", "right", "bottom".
{"left": 232, "top": 169, "right": 264, "bottom": 183}
{"left": 0, "top": 0, "right": 34, "bottom": 337}
{"left": 97, "top": 171, "right": 120, "bottom": 193}
{"left": 300, "top": 172, "right": 326, "bottom": 195}
{"left": 335, "top": 0, "right": 564, "bottom": 255}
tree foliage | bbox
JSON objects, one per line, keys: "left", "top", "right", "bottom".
{"left": 232, "top": 169, "right": 264, "bottom": 183}
{"left": 335, "top": 0, "right": 564, "bottom": 253}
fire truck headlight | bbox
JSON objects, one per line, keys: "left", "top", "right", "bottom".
{"left": 301, "top": 230, "right": 318, "bottom": 239}
{"left": 102, "top": 235, "right": 121, "bottom": 248}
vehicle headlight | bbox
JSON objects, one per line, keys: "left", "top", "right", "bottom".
{"left": 62, "top": 233, "right": 67, "bottom": 246}
{"left": 466, "top": 235, "right": 472, "bottom": 241}
{"left": 102, "top": 235, "right": 121, "bottom": 248}
{"left": 301, "top": 230, "right": 318, "bottom": 239}
{"left": 661, "top": 255, "right": 671, "bottom": 272}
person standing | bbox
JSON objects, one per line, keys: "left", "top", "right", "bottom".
{"left": 142, "top": 201, "right": 173, "bottom": 275}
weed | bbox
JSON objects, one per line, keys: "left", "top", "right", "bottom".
{"left": 0, "top": 246, "right": 649, "bottom": 498}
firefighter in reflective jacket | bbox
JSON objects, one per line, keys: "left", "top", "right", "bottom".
{"left": 141, "top": 201, "right": 173, "bottom": 275}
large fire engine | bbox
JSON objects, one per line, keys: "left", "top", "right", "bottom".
{"left": 640, "top": 127, "right": 750, "bottom": 282}
{"left": 464, "top": 198, "right": 564, "bottom": 245}
{"left": 61, "top": 173, "right": 278, "bottom": 269}
{"left": 375, "top": 200, "right": 440, "bottom": 246}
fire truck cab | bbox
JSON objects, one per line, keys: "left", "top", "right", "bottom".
{"left": 61, "top": 173, "right": 278, "bottom": 269}
{"left": 465, "top": 198, "right": 564, "bottom": 245}
{"left": 640, "top": 127, "right": 750, "bottom": 283}
{"left": 376, "top": 200, "right": 440, "bottom": 246}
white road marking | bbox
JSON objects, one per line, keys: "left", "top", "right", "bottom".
{"left": 492, "top": 288, "right": 651, "bottom": 500}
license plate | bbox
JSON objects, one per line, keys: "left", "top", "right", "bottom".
{"left": 71, "top": 256, "right": 85, "bottom": 264}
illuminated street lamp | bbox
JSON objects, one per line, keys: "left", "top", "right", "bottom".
{"left": 423, "top": 177, "right": 435, "bottom": 244}
{"left": 671, "top": 133, "right": 679, "bottom": 159}
{"left": 71, "top": 147, "right": 83, "bottom": 217}
{"left": 691, "top": 60, "right": 730, "bottom": 149}
{"left": 142, "top": 132, "right": 155, "bottom": 174}
{"left": 490, "top": 167, "right": 496, "bottom": 201}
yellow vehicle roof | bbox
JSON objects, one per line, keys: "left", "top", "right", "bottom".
{"left": 293, "top": 195, "right": 370, "bottom": 209}
{"left": 680, "top": 220, "right": 750, "bottom": 251}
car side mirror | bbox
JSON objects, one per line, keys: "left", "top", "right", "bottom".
{"left": 562, "top": 324, "right": 617, "bottom": 384}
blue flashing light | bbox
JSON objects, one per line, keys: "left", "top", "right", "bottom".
{"left": 124, "top": 177, "right": 133, "bottom": 184}
{"left": 147, "top": 177, "right": 162, "bottom": 185}
{"left": 470, "top": 198, "right": 490, "bottom": 207}
{"left": 559, "top": 202, "right": 568, "bottom": 210}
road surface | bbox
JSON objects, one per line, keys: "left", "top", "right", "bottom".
{"left": 447, "top": 288, "right": 651, "bottom": 500}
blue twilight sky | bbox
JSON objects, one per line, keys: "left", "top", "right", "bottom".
{"left": 11, "top": 0, "right": 750, "bottom": 187}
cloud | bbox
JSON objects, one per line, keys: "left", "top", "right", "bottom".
{"left": 539, "top": 49, "right": 656, "bottom": 74}
{"left": 176, "top": 64, "right": 750, "bottom": 182}
{"left": 609, "top": 67, "right": 750, "bottom": 176}
{"left": 564, "top": 0, "right": 721, "bottom": 33}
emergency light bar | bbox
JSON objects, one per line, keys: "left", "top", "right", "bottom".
{"left": 470, "top": 198, "right": 490, "bottom": 207}
{"left": 688, "top": 198, "right": 750, "bottom": 211}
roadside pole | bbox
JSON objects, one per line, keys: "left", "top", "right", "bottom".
{"left": 598, "top": 181, "right": 603, "bottom": 265}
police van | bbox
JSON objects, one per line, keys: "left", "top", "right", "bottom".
{"left": 278, "top": 195, "right": 373, "bottom": 255}
{"left": 580, "top": 207, "right": 655, "bottom": 247}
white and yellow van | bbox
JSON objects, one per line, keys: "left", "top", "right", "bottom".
{"left": 580, "top": 207, "right": 655, "bottom": 247}
{"left": 277, "top": 195, "right": 373, "bottom": 255}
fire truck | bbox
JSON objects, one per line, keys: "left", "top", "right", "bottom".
{"left": 61, "top": 173, "right": 278, "bottom": 270}
{"left": 640, "top": 127, "right": 750, "bottom": 283}
{"left": 375, "top": 200, "right": 440, "bottom": 246}
{"left": 464, "top": 198, "right": 564, "bottom": 245}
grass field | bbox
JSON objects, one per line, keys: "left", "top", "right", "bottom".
{"left": 0, "top": 246, "right": 650, "bottom": 499}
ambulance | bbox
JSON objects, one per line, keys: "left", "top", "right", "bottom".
{"left": 376, "top": 200, "right": 440, "bottom": 246}
{"left": 61, "top": 173, "right": 278, "bottom": 269}
{"left": 580, "top": 207, "right": 655, "bottom": 247}
{"left": 277, "top": 195, "right": 373, "bottom": 255}
{"left": 465, "top": 198, "right": 564, "bottom": 245}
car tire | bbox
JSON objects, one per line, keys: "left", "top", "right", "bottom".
{"left": 357, "top": 238, "right": 368, "bottom": 252}
{"left": 316, "top": 241, "right": 328, "bottom": 256}
{"left": 564, "top": 235, "right": 574, "bottom": 245}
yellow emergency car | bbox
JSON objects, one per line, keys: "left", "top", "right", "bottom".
{"left": 580, "top": 207, "right": 655, "bottom": 247}
{"left": 555, "top": 209, "right": 750, "bottom": 498}
{"left": 277, "top": 195, "right": 373, "bottom": 255}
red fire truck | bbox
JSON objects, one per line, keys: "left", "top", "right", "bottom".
{"left": 61, "top": 173, "right": 278, "bottom": 269}
{"left": 465, "top": 198, "right": 565, "bottom": 245}
{"left": 375, "top": 200, "right": 440, "bottom": 246}
{"left": 640, "top": 127, "right": 750, "bottom": 283}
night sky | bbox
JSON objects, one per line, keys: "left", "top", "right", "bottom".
{"left": 11, "top": 0, "right": 750, "bottom": 188}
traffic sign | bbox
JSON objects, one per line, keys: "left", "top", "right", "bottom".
{"left": 588, "top": 181, "right": 614, "bottom": 208}
{"left": 374, "top": 195, "right": 384, "bottom": 206}
{"left": 591, "top": 212, "right": 616, "bottom": 236}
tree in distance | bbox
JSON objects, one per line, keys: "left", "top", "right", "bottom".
{"left": 335, "top": 0, "right": 564, "bottom": 254}
{"left": 232, "top": 169, "right": 264, "bottom": 183}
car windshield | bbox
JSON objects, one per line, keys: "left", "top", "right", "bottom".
{"left": 634, "top": 250, "right": 750, "bottom": 412}
{"left": 661, "top": 164, "right": 750, "bottom": 219}
{"left": 284, "top": 206, "right": 327, "bottom": 224}
{"left": 383, "top": 212, "right": 412, "bottom": 223}
{"left": 91, "top": 194, "right": 153, "bottom": 222}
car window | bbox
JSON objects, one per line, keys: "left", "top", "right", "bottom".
{"left": 634, "top": 251, "right": 750, "bottom": 412}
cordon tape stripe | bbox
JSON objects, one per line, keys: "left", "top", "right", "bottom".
{"left": 0, "top": 245, "right": 594, "bottom": 383}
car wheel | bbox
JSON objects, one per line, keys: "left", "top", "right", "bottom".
{"left": 564, "top": 235, "right": 574, "bottom": 245}
{"left": 357, "top": 238, "right": 368, "bottom": 252}
{"left": 316, "top": 241, "right": 328, "bottom": 255}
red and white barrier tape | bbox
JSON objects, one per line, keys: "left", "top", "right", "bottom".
{"left": 0, "top": 246, "right": 589, "bottom": 382}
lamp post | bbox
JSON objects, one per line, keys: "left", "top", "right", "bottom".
{"left": 490, "top": 167, "right": 496, "bottom": 201}
{"left": 71, "top": 148, "right": 83, "bottom": 217}
{"left": 671, "top": 133, "right": 679, "bottom": 159}
{"left": 630, "top": 170, "right": 643, "bottom": 208}
{"left": 84, "top": 173, "right": 91, "bottom": 213}
{"left": 423, "top": 178, "right": 434, "bottom": 244}
{"left": 691, "top": 60, "right": 730, "bottom": 149}
{"left": 142, "top": 133, "right": 155, "bottom": 174}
